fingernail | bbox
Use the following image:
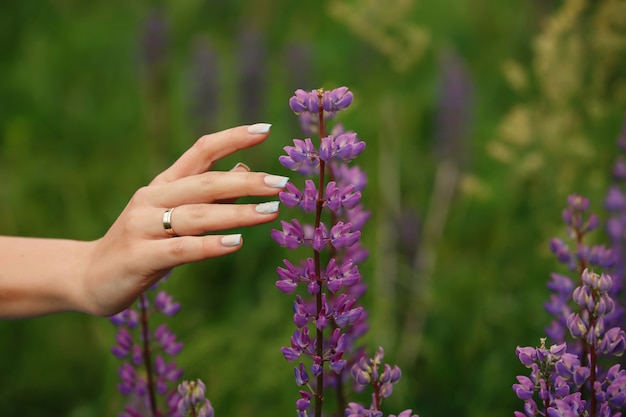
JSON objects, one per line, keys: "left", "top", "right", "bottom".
{"left": 255, "top": 201, "right": 280, "bottom": 214}
{"left": 247, "top": 123, "right": 272, "bottom": 134}
{"left": 231, "top": 162, "right": 251, "bottom": 172}
{"left": 221, "top": 234, "right": 242, "bottom": 247}
{"left": 264, "top": 175, "right": 289, "bottom": 188}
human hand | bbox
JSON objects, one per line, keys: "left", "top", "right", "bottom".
{"left": 81, "top": 124, "right": 287, "bottom": 316}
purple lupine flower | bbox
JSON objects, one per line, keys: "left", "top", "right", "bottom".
{"left": 271, "top": 219, "right": 305, "bottom": 249}
{"left": 550, "top": 238, "right": 576, "bottom": 270}
{"left": 279, "top": 138, "right": 321, "bottom": 174}
{"left": 155, "top": 291, "right": 181, "bottom": 316}
{"left": 273, "top": 87, "right": 412, "bottom": 417}
{"left": 154, "top": 323, "right": 184, "bottom": 356}
{"left": 333, "top": 132, "right": 366, "bottom": 162}
{"left": 329, "top": 222, "right": 361, "bottom": 249}
{"left": 112, "top": 327, "right": 134, "bottom": 359}
{"left": 177, "top": 379, "right": 214, "bottom": 417}
{"left": 349, "top": 347, "right": 408, "bottom": 414}
{"left": 318, "top": 133, "right": 366, "bottom": 163}
{"left": 514, "top": 339, "right": 589, "bottom": 416}
{"left": 325, "top": 181, "right": 361, "bottom": 212}
{"left": 545, "top": 195, "right": 624, "bottom": 348}
{"left": 321, "top": 86, "right": 353, "bottom": 112}
{"left": 434, "top": 48, "right": 473, "bottom": 165}
{"left": 140, "top": 8, "right": 169, "bottom": 67}
{"left": 110, "top": 308, "right": 140, "bottom": 329}
{"left": 515, "top": 192, "right": 626, "bottom": 417}
{"left": 280, "top": 180, "right": 318, "bottom": 212}
{"left": 274, "top": 87, "right": 416, "bottom": 417}
{"left": 289, "top": 89, "right": 318, "bottom": 114}
{"left": 110, "top": 278, "right": 187, "bottom": 417}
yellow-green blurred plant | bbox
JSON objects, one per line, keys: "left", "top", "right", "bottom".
{"left": 488, "top": 0, "right": 626, "bottom": 194}
{"left": 327, "top": 0, "right": 430, "bottom": 73}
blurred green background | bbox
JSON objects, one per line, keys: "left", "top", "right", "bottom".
{"left": 1, "top": 0, "right": 625, "bottom": 416}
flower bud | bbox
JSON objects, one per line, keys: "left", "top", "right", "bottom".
{"left": 567, "top": 313, "right": 588, "bottom": 338}
{"left": 599, "top": 327, "right": 626, "bottom": 356}
{"left": 584, "top": 213, "right": 599, "bottom": 232}
{"left": 294, "top": 362, "right": 309, "bottom": 386}
{"left": 567, "top": 194, "right": 590, "bottom": 211}
{"left": 573, "top": 285, "right": 594, "bottom": 310}
{"left": 296, "top": 390, "right": 311, "bottom": 411}
{"left": 597, "top": 273, "right": 614, "bottom": 293}
{"left": 595, "top": 294, "right": 615, "bottom": 316}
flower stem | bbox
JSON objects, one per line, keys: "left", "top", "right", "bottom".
{"left": 140, "top": 293, "right": 158, "bottom": 417}
{"left": 314, "top": 89, "right": 326, "bottom": 417}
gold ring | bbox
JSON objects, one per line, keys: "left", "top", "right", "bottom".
{"left": 163, "top": 208, "right": 177, "bottom": 237}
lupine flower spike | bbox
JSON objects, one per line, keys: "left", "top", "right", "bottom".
{"left": 273, "top": 87, "right": 417, "bottom": 417}
{"left": 514, "top": 196, "right": 626, "bottom": 417}
{"left": 110, "top": 278, "right": 185, "bottom": 417}
{"left": 177, "top": 379, "right": 214, "bottom": 417}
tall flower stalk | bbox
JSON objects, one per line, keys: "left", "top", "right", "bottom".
{"left": 110, "top": 278, "right": 185, "bottom": 417}
{"left": 272, "top": 87, "right": 417, "bottom": 417}
{"left": 514, "top": 195, "right": 626, "bottom": 417}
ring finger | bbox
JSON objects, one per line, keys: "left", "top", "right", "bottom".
{"left": 153, "top": 201, "right": 281, "bottom": 238}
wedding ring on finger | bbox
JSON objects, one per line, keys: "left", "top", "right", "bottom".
{"left": 163, "top": 207, "right": 178, "bottom": 237}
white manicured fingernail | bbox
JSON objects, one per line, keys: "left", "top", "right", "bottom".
{"left": 231, "top": 162, "right": 251, "bottom": 171}
{"left": 256, "top": 201, "right": 280, "bottom": 214}
{"left": 221, "top": 234, "right": 242, "bottom": 247}
{"left": 264, "top": 175, "right": 289, "bottom": 188}
{"left": 247, "top": 123, "right": 272, "bottom": 134}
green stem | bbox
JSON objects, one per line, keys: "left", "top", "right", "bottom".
{"left": 140, "top": 293, "right": 158, "bottom": 417}
{"left": 314, "top": 89, "right": 326, "bottom": 417}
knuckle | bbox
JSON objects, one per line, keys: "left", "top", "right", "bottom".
{"left": 200, "top": 237, "right": 215, "bottom": 257}
{"left": 186, "top": 204, "right": 205, "bottom": 222}
{"left": 237, "top": 203, "right": 255, "bottom": 219}
{"left": 124, "top": 210, "right": 145, "bottom": 234}
{"left": 199, "top": 171, "right": 219, "bottom": 189}
{"left": 130, "top": 186, "right": 151, "bottom": 204}
{"left": 166, "top": 239, "right": 187, "bottom": 257}
{"left": 193, "top": 134, "right": 210, "bottom": 150}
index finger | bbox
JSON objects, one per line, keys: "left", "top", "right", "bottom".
{"left": 151, "top": 124, "right": 272, "bottom": 185}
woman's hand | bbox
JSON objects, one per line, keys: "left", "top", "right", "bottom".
{"left": 0, "top": 124, "right": 287, "bottom": 318}
{"left": 83, "top": 124, "right": 287, "bottom": 316}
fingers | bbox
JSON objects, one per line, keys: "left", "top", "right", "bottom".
{"left": 149, "top": 234, "right": 245, "bottom": 269}
{"left": 146, "top": 171, "right": 289, "bottom": 208}
{"left": 218, "top": 162, "right": 251, "bottom": 204}
{"left": 151, "top": 124, "right": 272, "bottom": 185}
{"left": 148, "top": 201, "right": 281, "bottom": 237}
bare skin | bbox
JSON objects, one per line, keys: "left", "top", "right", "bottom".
{"left": 0, "top": 124, "right": 287, "bottom": 318}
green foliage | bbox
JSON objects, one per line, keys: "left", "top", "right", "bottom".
{"left": 0, "top": 0, "right": 625, "bottom": 416}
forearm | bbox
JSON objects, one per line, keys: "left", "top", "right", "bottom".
{"left": 0, "top": 236, "right": 94, "bottom": 318}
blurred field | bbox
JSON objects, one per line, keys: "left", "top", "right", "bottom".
{"left": 1, "top": 1, "right": 625, "bottom": 416}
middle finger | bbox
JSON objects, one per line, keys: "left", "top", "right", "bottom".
{"left": 146, "top": 171, "right": 289, "bottom": 208}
